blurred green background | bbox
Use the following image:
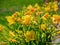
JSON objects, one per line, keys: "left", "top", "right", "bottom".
{"left": 0, "top": 0, "right": 44, "bottom": 16}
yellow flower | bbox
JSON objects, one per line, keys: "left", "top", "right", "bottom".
{"left": 27, "top": 5, "right": 33, "bottom": 10}
{"left": 40, "top": 24, "right": 46, "bottom": 30}
{"left": 17, "top": 18, "right": 22, "bottom": 23}
{"left": 42, "top": 13, "right": 49, "bottom": 20}
{"left": 22, "top": 15, "right": 33, "bottom": 25}
{"left": 7, "top": 38, "right": 17, "bottom": 43}
{"left": 24, "top": 11, "right": 32, "bottom": 15}
{"left": 54, "top": 5, "right": 58, "bottom": 11}
{"left": 5, "top": 16, "right": 15, "bottom": 25}
{"left": 52, "top": 15, "right": 60, "bottom": 24}
{"left": 9, "top": 31, "right": 15, "bottom": 37}
{"left": 0, "top": 25, "right": 2, "bottom": 32}
{"left": 12, "top": 12, "right": 20, "bottom": 17}
{"left": 24, "top": 30, "right": 35, "bottom": 42}
{"left": 27, "top": 5, "right": 35, "bottom": 12}
{"left": 16, "top": 12, "right": 20, "bottom": 16}
{"left": 34, "top": 3, "right": 40, "bottom": 10}
{"left": 56, "top": 31, "right": 60, "bottom": 34}
{"left": 45, "top": 5, "right": 50, "bottom": 11}
{"left": 52, "top": 2, "right": 58, "bottom": 11}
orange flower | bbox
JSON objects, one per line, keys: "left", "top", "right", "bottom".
{"left": 27, "top": 5, "right": 35, "bottom": 12}
{"left": 12, "top": 12, "right": 17, "bottom": 17}
{"left": 52, "top": 15, "right": 60, "bottom": 24}
{"left": 31, "top": 8, "right": 35, "bottom": 12}
{"left": 53, "top": 15, "right": 60, "bottom": 20}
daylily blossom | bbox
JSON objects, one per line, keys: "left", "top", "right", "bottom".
{"left": 24, "top": 30, "right": 35, "bottom": 42}
{"left": 22, "top": 15, "right": 33, "bottom": 25}
{"left": 52, "top": 15, "right": 60, "bottom": 24}
{"left": 40, "top": 24, "right": 46, "bottom": 30}
{"left": 5, "top": 16, "right": 16, "bottom": 25}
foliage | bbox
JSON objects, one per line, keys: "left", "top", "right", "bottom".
{"left": 0, "top": 1, "right": 60, "bottom": 45}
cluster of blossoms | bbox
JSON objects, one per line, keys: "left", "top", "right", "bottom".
{"left": 0, "top": 1, "right": 60, "bottom": 45}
